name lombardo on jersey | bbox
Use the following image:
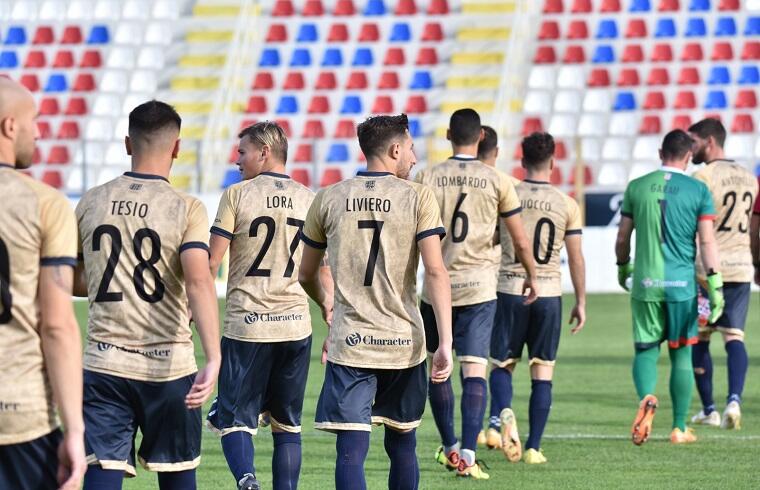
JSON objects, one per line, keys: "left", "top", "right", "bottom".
{"left": 434, "top": 176, "right": 487, "bottom": 189}
{"left": 244, "top": 311, "right": 305, "bottom": 324}
{"left": 345, "top": 332, "right": 412, "bottom": 347}
{"left": 96, "top": 341, "right": 170, "bottom": 359}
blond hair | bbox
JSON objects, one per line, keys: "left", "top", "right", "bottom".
{"left": 239, "top": 121, "right": 288, "bottom": 163}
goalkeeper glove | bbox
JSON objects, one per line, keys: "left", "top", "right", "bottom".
{"left": 617, "top": 260, "right": 634, "bottom": 291}
{"left": 706, "top": 271, "right": 725, "bottom": 324}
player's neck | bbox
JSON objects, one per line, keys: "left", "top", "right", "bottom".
{"left": 526, "top": 169, "right": 551, "bottom": 182}
{"left": 259, "top": 162, "right": 287, "bottom": 176}
{"left": 130, "top": 157, "right": 171, "bottom": 180}
{"left": 0, "top": 147, "right": 16, "bottom": 167}
{"left": 704, "top": 150, "right": 726, "bottom": 164}
{"left": 365, "top": 159, "right": 396, "bottom": 176}
{"left": 662, "top": 161, "right": 687, "bottom": 172}
{"left": 451, "top": 145, "right": 478, "bottom": 159}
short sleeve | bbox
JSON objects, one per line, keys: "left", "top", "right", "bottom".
{"left": 698, "top": 182, "right": 716, "bottom": 220}
{"left": 415, "top": 184, "right": 445, "bottom": 241}
{"left": 74, "top": 197, "right": 85, "bottom": 259}
{"left": 180, "top": 198, "right": 210, "bottom": 253}
{"left": 565, "top": 195, "right": 583, "bottom": 235}
{"left": 753, "top": 177, "right": 760, "bottom": 215}
{"left": 302, "top": 190, "right": 327, "bottom": 249}
{"left": 620, "top": 183, "right": 633, "bottom": 219}
{"left": 210, "top": 186, "right": 237, "bottom": 240}
{"left": 498, "top": 171, "right": 521, "bottom": 217}
{"left": 413, "top": 168, "right": 425, "bottom": 185}
{"left": 39, "top": 189, "right": 77, "bottom": 267}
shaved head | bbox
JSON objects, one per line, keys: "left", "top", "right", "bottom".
{"left": 0, "top": 78, "right": 38, "bottom": 168}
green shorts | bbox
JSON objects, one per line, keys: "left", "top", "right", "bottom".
{"left": 631, "top": 297, "right": 698, "bottom": 350}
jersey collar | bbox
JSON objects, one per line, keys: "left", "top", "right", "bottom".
{"left": 357, "top": 171, "right": 393, "bottom": 177}
{"left": 451, "top": 154, "right": 477, "bottom": 161}
{"left": 260, "top": 171, "right": 290, "bottom": 179}
{"left": 0, "top": 163, "right": 14, "bottom": 169}
{"left": 124, "top": 171, "right": 169, "bottom": 183}
{"left": 705, "top": 158, "right": 735, "bottom": 165}
{"left": 523, "top": 178, "right": 550, "bottom": 184}
{"left": 661, "top": 166, "right": 686, "bottom": 174}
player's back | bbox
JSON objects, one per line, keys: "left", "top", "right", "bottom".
{"left": 692, "top": 161, "right": 758, "bottom": 282}
{"left": 212, "top": 172, "right": 314, "bottom": 342}
{"left": 0, "top": 166, "right": 77, "bottom": 444}
{"left": 415, "top": 157, "right": 520, "bottom": 306}
{"left": 77, "top": 172, "right": 209, "bottom": 381}
{"left": 498, "top": 180, "right": 582, "bottom": 297}
{"left": 302, "top": 171, "right": 443, "bottom": 369}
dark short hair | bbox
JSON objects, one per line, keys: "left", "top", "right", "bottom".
{"left": 239, "top": 121, "right": 289, "bottom": 163}
{"left": 477, "top": 125, "right": 498, "bottom": 160}
{"left": 449, "top": 108, "right": 481, "bottom": 146}
{"left": 128, "top": 100, "right": 181, "bottom": 149}
{"left": 688, "top": 118, "right": 726, "bottom": 148}
{"left": 521, "top": 132, "right": 555, "bottom": 168}
{"left": 661, "top": 129, "right": 694, "bottom": 161}
{"left": 357, "top": 114, "right": 409, "bottom": 159}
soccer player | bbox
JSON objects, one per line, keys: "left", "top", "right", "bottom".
{"left": 477, "top": 125, "right": 499, "bottom": 168}
{"left": 687, "top": 118, "right": 757, "bottom": 430}
{"left": 298, "top": 114, "right": 453, "bottom": 490}
{"left": 0, "top": 78, "right": 86, "bottom": 490}
{"left": 415, "top": 109, "right": 537, "bottom": 479}
{"left": 615, "top": 129, "right": 724, "bottom": 445}
{"left": 75, "top": 101, "right": 221, "bottom": 489}
{"left": 206, "top": 122, "right": 328, "bottom": 490}
{"left": 487, "top": 132, "right": 586, "bottom": 464}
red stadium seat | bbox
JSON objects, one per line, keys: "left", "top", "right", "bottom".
{"left": 294, "top": 144, "right": 312, "bottom": 162}
{"left": 513, "top": 143, "right": 523, "bottom": 159}
{"left": 522, "top": 117, "right": 543, "bottom": 135}
{"left": 327, "top": 23, "right": 349, "bottom": 42}
{"left": 550, "top": 167, "right": 563, "bottom": 185}
{"left": 677, "top": 67, "right": 699, "bottom": 85}
{"left": 252, "top": 72, "right": 274, "bottom": 89}
{"left": 378, "top": 72, "right": 399, "bottom": 89}
{"left": 674, "top": 91, "right": 696, "bottom": 109}
{"left": 24, "top": 50, "right": 46, "bottom": 68}
{"left": 358, "top": 23, "right": 380, "bottom": 42}
{"left": 32, "top": 147, "right": 41, "bottom": 165}
{"left": 357, "top": 151, "right": 366, "bottom": 162}
{"left": 588, "top": 68, "right": 610, "bottom": 87}
{"left": 416, "top": 47, "right": 438, "bottom": 65}
{"left": 658, "top": 0, "right": 679, "bottom": 10}
{"left": 72, "top": 73, "right": 95, "bottom": 91}
{"left": 315, "top": 71, "right": 337, "bottom": 89}
{"left": 64, "top": 97, "right": 87, "bottom": 115}
{"left": 741, "top": 42, "right": 760, "bottom": 61}
{"left": 46, "top": 146, "right": 70, "bottom": 164}
{"left": 539, "top": 21, "right": 560, "bottom": 40}
{"left": 404, "top": 95, "right": 427, "bottom": 114}
{"left": 372, "top": 95, "right": 394, "bottom": 113}
{"left": 346, "top": 71, "right": 368, "bottom": 89}
{"left": 643, "top": 91, "right": 666, "bottom": 109}
{"left": 428, "top": 0, "right": 449, "bottom": 14}
{"left": 571, "top": 0, "right": 591, "bottom": 12}
{"left": 246, "top": 96, "right": 267, "bottom": 113}
{"left": 39, "top": 97, "right": 59, "bottom": 115}
{"left": 651, "top": 44, "right": 673, "bottom": 62}
{"left": 273, "top": 119, "right": 292, "bottom": 137}
{"left": 266, "top": 24, "right": 287, "bottom": 42}
{"left": 680, "top": 43, "right": 704, "bottom": 61}
{"left": 37, "top": 121, "right": 51, "bottom": 139}
{"left": 290, "top": 169, "right": 311, "bottom": 187}
{"left": 703, "top": 113, "right": 722, "bottom": 122}
{"left": 555, "top": 141, "right": 567, "bottom": 159}
{"left": 711, "top": 42, "right": 734, "bottom": 60}
{"left": 396, "top": 0, "right": 417, "bottom": 15}
{"left": 41, "top": 170, "right": 63, "bottom": 189}
{"left": 566, "top": 20, "right": 588, "bottom": 39}
{"left": 718, "top": 0, "right": 739, "bottom": 9}
{"left": 20, "top": 74, "right": 40, "bottom": 92}
{"left": 308, "top": 96, "right": 329, "bottom": 114}
{"left": 334, "top": 119, "right": 356, "bottom": 138}
{"left": 647, "top": 67, "right": 669, "bottom": 85}
{"left": 56, "top": 121, "right": 80, "bottom": 139}
{"left": 622, "top": 45, "right": 644, "bottom": 62}
{"left": 79, "top": 50, "right": 102, "bottom": 68}
{"left": 384, "top": 48, "right": 405, "bottom": 66}
{"left": 61, "top": 26, "right": 83, "bottom": 44}
{"left": 302, "top": 0, "right": 324, "bottom": 16}
{"left": 283, "top": 72, "right": 305, "bottom": 89}
{"left": 421, "top": 23, "right": 443, "bottom": 41}
{"left": 32, "top": 26, "right": 54, "bottom": 44}
{"left": 229, "top": 145, "right": 238, "bottom": 163}
{"left": 735, "top": 90, "right": 757, "bottom": 108}
{"left": 543, "top": 0, "right": 563, "bottom": 13}
{"left": 600, "top": 0, "right": 621, "bottom": 12}
{"left": 731, "top": 114, "right": 754, "bottom": 133}
{"left": 625, "top": 19, "right": 647, "bottom": 38}
{"left": 671, "top": 115, "right": 692, "bottom": 130}
{"left": 272, "top": 0, "right": 295, "bottom": 16}
{"left": 238, "top": 119, "right": 257, "bottom": 132}
{"left": 320, "top": 168, "right": 343, "bottom": 187}
{"left": 562, "top": 45, "right": 585, "bottom": 64}
{"left": 52, "top": 50, "right": 74, "bottom": 68}
{"left": 617, "top": 68, "right": 640, "bottom": 86}
{"left": 639, "top": 115, "right": 662, "bottom": 134}
{"left": 334, "top": 0, "right": 355, "bottom": 15}
{"left": 512, "top": 167, "right": 526, "bottom": 180}
{"left": 567, "top": 165, "right": 593, "bottom": 185}
{"left": 302, "top": 120, "right": 325, "bottom": 138}
{"left": 533, "top": 46, "right": 556, "bottom": 64}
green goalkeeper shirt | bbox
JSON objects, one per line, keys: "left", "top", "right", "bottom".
{"left": 621, "top": 167, "right": 716, "bottom": 302}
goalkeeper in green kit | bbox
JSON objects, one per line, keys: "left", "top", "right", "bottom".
{"left": 615, "top": 130, "right": 725, "bottom": 445}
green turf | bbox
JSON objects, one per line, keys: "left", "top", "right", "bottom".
{"left": 74, "top": 294, "right": 760, "bottom": 489}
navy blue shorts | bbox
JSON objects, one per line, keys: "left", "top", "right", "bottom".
{"left": 422, "top": 300, "right": 496, "bottom": 364}
{"left": 208, "top": 336, "right": 311, "bottom": 435}
{"left": 490, "top": 293, "right": 562, "bottom": 367}
{"left": 83, "top": 370, "right": 201, "bottom": 475}
{"left": 315, "top": 361, "right": 427, "bottom": 432}
{"left": 0, "top": 429, "right": 62, "bottom": 490}
{"left": 700, "top": 282, "right": 750, "bottom": 336}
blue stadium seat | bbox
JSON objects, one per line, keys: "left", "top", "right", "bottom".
{"left": 714, "top": 17, "right": 737, "bottom": 36}
{"left": 363, "top": 0, "right": 386, "bottom": 15}
{"left": 86, "top": 25, "right": 110, "bottom": 44}
{"left": 688, "top": 0, "right": 710, "bottom": 11}
{"left": 685, "top": 18, "right": 707, "bottom": 37}
{"left": 745, "top": 17, "right": 760, "bottom": 36}
{"left": 290, "top": 48, "right": 312, "bottom": 66}
{"left": 409, "top": 118, "right": 421, "bottom": 137}
{"left": 738, "top": 65, "right": 760, "bottom": 85}
{"left": 340, "top": 95, "right": 362, "bottom": 114}
{"left": 276, "top": 95, "right": 299, "bottom": 114}
{"left": 327, "top": 143, "right": 349, "bottom": 162}
{"left": 629, "top": 0, "right": 651, "bottom": 12}
{"left": 352, "top": 48, "right": 373, "bottom": 66}
{"left": 596, "top": 19, "right": 618, "bottom": 39}
{"left": 409, "top": 71, "right": 432, "bottom": 89}
{"left": 0, "top": 51, "right": 18, "bottom": 68}
{"left": 222, "top": 169, "right": 242, "bottom": 188}
{"left": 755, "top": 164, "right": 760, "bottom": 177}
{"left": 389, "top": 23, "right": 412, "bottom": 42}
{"left": 654, "top": 19, "right": 676, "bottom": 37}
{"left": 296, "top": 23, "right": 318, "bottom": 42}
{"left": 707, "top": 66, "right": 730, "bottom": 85}
{"left": 592, "top": 45, "right": 615, "bottom": 63}
{"left": 322, "top": 47, "right": 343, "bottom": 66}
{"left": 704, "top": 90, "right": 727, "bottom": 109}
{"left": 44, "top": 73, "right": 68, "bottom": 92}
{"left": 259, "top": 48, "right": 281, "bottom": 67}
{"left": 4, "top": 27, "right": 26, "bottom": 45}
{"left": 613, "top": 92, "right": 636, "bottom": 111}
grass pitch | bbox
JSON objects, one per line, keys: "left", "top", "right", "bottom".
{"left": 74, "top": 293, "right": 760, "bottom": 489}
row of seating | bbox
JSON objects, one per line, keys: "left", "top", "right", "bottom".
{"left": 265, "top": 21, "right": 446, "bottom": 42}
{"left": 270, "top": 0, "right": 450, "bottom": 17}
{"left": 2, "top": 25, "right": 109, "bottom": 45}
{"left": 258, "top": 45, "right": 439, "bottom": 67}
{"left": 16, "top": 70, "right": 156, "bottom": 93}
{"left": 534, "top": 41, "right": 760, "bottom": 63}
{"left": 3, "top": 0, "right": 183, "bottom": 21}
{"left": 0, "top": 49, "right": 102, "bottom": 68}
{"left": 252, "top": 70, "right": 434, "bottom": 90}
{"left": 543, "top": 0, "right": 741, "bottom": 13}
{"left": 243, "top": 93, "right": 429, "bottom": 114}
{"left": 527, "top": 110, "right": 758, "bottom": 133}
{"left": 610, "top": 88, "right": 757, "bottom": 109}
{"left": 584, "top": 65, "right": 760, "bottom": 87}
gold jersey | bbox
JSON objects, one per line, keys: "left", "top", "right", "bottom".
{"left": 212, "top": 172, "right": 314, "bottom": 342}
{"left": 0, "top": 165, "right": 78, "bottom": 445}
{"left": 77, "top": 172, "right": 210, "bottom": 382}
{"left": 415, "top": 157, "right": 521, "bottom": 306}
{"left": 693, "top": 160, "right": 758, "bottom": 282}
{"left": 498, "top": 179, "right": 582, "bottom": 297}
{"left": 302, "top": 171, "right": 444, "bottom": 370}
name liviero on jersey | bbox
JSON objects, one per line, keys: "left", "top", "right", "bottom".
{"left": 344, "top": 332, "right": 413, "bottom": 347}
{"left": 244, "top": 311, "right": 305, "bottom": 324}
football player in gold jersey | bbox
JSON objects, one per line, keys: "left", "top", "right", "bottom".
{"left": 0, "top": 78, "right": 86, "bottom": 490}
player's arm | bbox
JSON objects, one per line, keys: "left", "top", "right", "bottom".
{"left": 419, "top": 235, "right": 453, "bottom": 383}
{"left": 697, "top": 219, "right": 725, "bottom": 323}
{"left": 751, "top": 213, "right": 760, "bottom": 286}
{"left": 299, "top": 245, "right": 334, "bottom": 363}
{"left": 615, "top": 216, "right": 634, "bottom": 290}
{"left": 208, "top": 234, "right": 231, "bottom": 278}
{"left": 38, "top": 264, "right": 86, "bottom": 489}
{"left": 565, "top": 233, "right": 586, "bottom": 334}
{"left": 502, "top": 213, "right": 538, "bottom": 303}
{"left": 72, "top": 260, "right": 87, "bottom": 297}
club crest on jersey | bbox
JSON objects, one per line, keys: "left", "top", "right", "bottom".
{"left": 129, "top": 183, "right": 143, "bottom": 191}
{"left": 275, "top": 181, "right": 284, "bottom": 190}
{"left": 365, "top": 180, "right": 375, "bottom": 190}
{"left": 664, "top": 172, "right": 672, "bottom": 181}
{"left": 641, "top": 277, "right": 654, "bottom": 288}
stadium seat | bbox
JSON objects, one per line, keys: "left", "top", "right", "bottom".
{"left": 272, "top": 0, "right": 295, "bottom": 16}
{"left": 266, "top": 24, "right": 288, "bottom": 42}
{"left": 564, "top": 45, "right": 586, "bottom": 63}
{"left": 358, "top": 23, "right": 380, "bottom": 42}
{"left": 61, "top": 26, "right": 83, "bottom": 44}
{"left": 567, "top": 165, "right": 593, "bottom": 185}
{"left": 712, "top": 42, "right": 733, "bottom": 60}
{"left": 80, "top": 50, "right": 102, "bottom": 68}
{"left": 708, "top": 66, "right": 730, "bottom": 84}
{"left": 540, "top": 21, "right": 561, "bottom": 40}
{"left": 372, "top": 95, "right": 394, "bottom": 113}
{"left": 246, "top": 96, "right": 267, "bottom": 113}
{"left": 718, "top": 0, "right": 738, "bottom": 8}
{"left": 567, "top": 20, "right": 589, "bottom": 39}
{"left": 704, "top": 90, "right": 728, "bottom": 108}
{"left": 405, "top": 95, "right": 426, "bottom": 114}
{"left": 416, "top": 47, "right": 438, "bottom": 65}
{"left": 557, "top": 66, "right": 585, "bottom": 88}
{"left": 326, "top": 143, "right": 349, "bottom": 162}
{"left": 259, "top": 48, "right": 281, "bottom": 66}
{"left": 32, "top": 26, "right": 54, "bottom": 44}
{"left": 334, "top": 0, "right": 356, "bottom": 15}
{"left": 658, "top": 0, "right": 679, "bottom": 10}
{"left": 629, "top": 0, "right": 651, "bottom": 10}
{"left": 681, "top": 43, "right": 704, "bottom": 61}
{"left": 741, "top": 42, "right": 760, "bottom": 60}
{"left": 39, "top": 97, "right": 59, "bottom": 115}
{"left": 353, "top": 48, "right": 374, "bottom": 66}
{"left": 47, "top": 146, "right": 70, "bottom": 164}
{"left": 273, "top": 119, "right": 293, "bottom": 137}
{"left": 731, "top": 114, "right": 754, "bottom": 133}
{"left": 511, "top": 167, "right": 526, "bottom": 180}
{"left": 651, "top": 43, "right": 673, "bottom": 61}
{"left": 340, "top": 95, "right": 363, "bottom": 114}
{"left": 685, "top": 18, "right": 707, "bottom": 37}
{"left": 86, "top": 25, "right": 109, "bottom": 44}
{"left": 639, "top": 115, "right": 661, "bottom": 133}
{"left": 72, "top": 73, "right": 95, "bottom": 91}
{"left": 327, "top": 23, "right": 349, "bottom": 42}
{"left": 522, "top": 117, "right": 544, "bottom": 135}
{"left": 408, "top": 118, "right": 421, "bottom": 137}
{"left": 643, "top": 91, "right": 666, "bottom": 109}
{"left": 290, "top": 48, "right": 312, "bottom": 66}
{"left": 745, "top": 17, "right": 760, "bottom": 35}
{"left": 320, "top": 168, "right": 343, "bottom": 187}
{"left": 428, "top": 0, "right": 449, "bottom": 13}
{"left": 334, "top": 119, "right": 356, "bottom": 138}
{"left": 421, "top": 23, "right": 444, "bottom": 42}
{"left": 290, "top": 168, "right": 311, "bottom": 187}
{"left": 228, "top": 145, "right": 238, "bottom": 163}
{"left": 296, "top": 23, "right": 318, "bottom": 42}
{"left": 42, "top": 170, "right": 63, "bottom": 189}
{"left": 677, "top": 67, "right": 700, "bottom": 84}
{"left": 44, "top": 74, "right": 68, "bottom": 92}
{"left": 303, "top": 120, "right": 325, "bottom": 138}
{"left": 222, "top": 169, "right": 242, "bottom": 188}
{"left": 588, "top": 68, "right": 610, "bottom": 86}
{"left": 0, "top": 51, "right": 18, "bottom": 68}
{"left": 625, "top": 19, "right": 647, "bottom": 38}
{"left": 294, "top": 144, "right": 313, "bottom": 163}
{"left": 346, "top": 71, "right": 368, "bottom": 89}
{"left": 37, "top": 121, "right": 51, "bottom": 139}
{"left": 253, "top": 72, "right": 274, "bottom": 89}
{"left": 674, "top": 90, "right": 697, "bottom": 109}
{"left": 390, "top": 23, "right": 411, "bottom": 42}
{"left": 303, "top": 0, "right": 324, "bottom": 15}
{"left": 32, "top": 148, "right": 41, "bottom": 165}
{"left": 57, "top": 121, "right": 80, "bottom": 139}
{"left": 622, "top": 45, "right": 644, "bottom": 62}
{"left": 738, "top": 65, "right": 760, "bottom": 85}
{"left": 571, "top": 0, "right": 591, "bottom": 12}
{"left": 671, "top": 114, "right": 692, "bottom": 130}
{"left": 601, "top": 0, "right": 622, "bottom": 11}
{"left": 4, "top": 26, "right": 27, "bottom": 45}
{"left": 654, "top": 18, "right": 676, "bottom": 37}
{"left": 283, "top": 72, "right": 305, "bottom": 89}
{"left": 396, "top": 0, "right": 417, "bottom": 14}
{"left": 24, "top": 50, "right": 46, "bottom": 67}
{"left": 543, "top": 0, "right": 563, "bottom": 13}
{"left": 20, "top": 74, "right": 40, "bottom": 92}
{"left": 410, "top": 71, "right": 432, "bottom": 89}
{"left": 618, "top": 68, "right": 640, "bottom": 86}
{"left": 308, "top": 95, "right": 329, "bottom": 113}
{"left": 736, "top": 90, "right": 757, "bottom": 108}
{"left": 322, "top": 47, "right": 343, "bottom": 66}
{"left": 378, "top": 72, "right": 400, "bottom": 89}
{"left": 315, "top": 71, "right": 337, "bottom": 89}
{"left": 715, "top": 17, "right": 737, "bottom": 36}
{"left": 363, "top": 0, "right": 386, "bottom": 15}
{"left": 276, "top": 95, "right": 299, "bottom": 114}
{"left": 689, "top": 0, "right": 710, "bottom": 10}
{"left": 534, "top": 46, "right": 557, "bottom": 64}
{"left": 596, "top": 20, "right": 618, "bottom": 39}
{"left": 613, "top": 92, "right": 636, "bottom": 110}
{"left": 647, "top": 67, "right": 669, "bottom": 85}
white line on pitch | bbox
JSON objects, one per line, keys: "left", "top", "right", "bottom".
{"left": 543, "top": 433, "right": 760, "bottom": 441}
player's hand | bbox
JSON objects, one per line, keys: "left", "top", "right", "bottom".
{"left": 522, "top": 276, "right": 538, "bottom": 305}
{"left": 57, "top": 430, "right": 86, "bottom": 490}
{"left": 617, "top": 261, "right": 634, "bottom": 291}
{"left": 568, "top": 303, "right": 586, "bottom": 334}
{"left": 319, "top": 295, "right": 334, "bottom": 328}
{"left": 706, "top": 272, "right": 725, "bottom": 324}
{"left": 185, "top": 359, "right": 220, "bottom": 409}
{"left": 321, "top": 330, "right": 330, "bottom": 365}
{"left": 430, "top": 346, "right": 453, "bottom": 384}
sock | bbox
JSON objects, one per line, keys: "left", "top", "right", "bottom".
{"left": 525, "top": 379, "right": 552, "bottom": 451}
{"left": 460, "top": 377, "right": 487, "bottom": 452}
{"left": 157, "top": 470, "right": 196, "bottom": 490}
{"left": 488, "top": 368, "right": 513, "bottom": 429}
{"left": 221, "top": 431, "right": 255, "bottom": 482}
{"left": 692, "top": 340, "right": 715, "bottom": 414}
{"left": 669, "top": 346, "right": 694, "bottom": 431}
{"left": 335, "top": 431, "right": 369, "bottom": 490}
{"left": 272, "top": 433, "right": 302, "bottom": 490}
{"left": 428, "top": 378, "right": 457, "bottom": 448}
{"left": 725, "top": 340, "right": 748, "bottom": 404}
{"left": 83, "top": 466, "right": 124, "bottom": 490}
{"left": 460, "top": 448, "right": 476, "bottom": 466}
{"left": 384, "top": 429, "right": 419, "bottom": 490}
{"left": 632, "top": 346, "right": 659, "bottom": 399}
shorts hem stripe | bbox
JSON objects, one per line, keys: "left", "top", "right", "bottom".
{"left": 371, "top": 416, "right": 421, "bottom": 430}
{"left": 206, "top": 420, "right": 258, "bottom": 437}
{"left": 139, "top": 456, "right": 201, "bottom": 472}
{"left": 86, "top": 455, "right": 137, "bottom": 477}
{"left": 457, "top": 355, "right": 488, "bottom": 365}
{"left": 667, "top": 336, "right": 699, "bottom": 349}
{"left": 315, "top": 422, "right": 371, "bottom": 432}
{"left": 528, "top": 358, "right": 556, "bottom": 366}
{"left": 270, "top": 416, "right": 301, "bottom": 434}
{"left": 489, "top": 356, "right": 520, "bottom": 367}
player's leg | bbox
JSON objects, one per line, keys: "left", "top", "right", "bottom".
{"left": 487, "top": 293, "right": 517, "bottom": 442}
{"left": 384, "top": 428, "right": 419, "bottom": 490}
{"left": 0, "top": 429, "right": 62, "bottom": 490}
{"left": 82, "top": 371, "right": 138, "bottom": 490}
{"left": 717, "top": 283, "right": 750, "bottom": 429}
{"left": 267, "top": 336, "right": 312, "bottom": 490}
{"left": 666, "top": 298, "right": 698, "bottom": 443}
{"left": 630, "top": 300, "right": 663, "bottom": 446}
